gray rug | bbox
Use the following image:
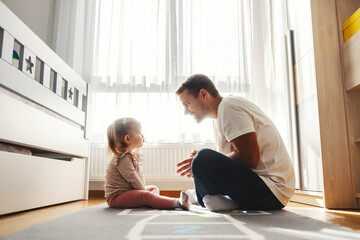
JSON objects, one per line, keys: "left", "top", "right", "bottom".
{"left": 2, "top": 203, "right": 360, "bottom": 240}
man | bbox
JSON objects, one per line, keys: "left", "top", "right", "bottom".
{"left": 176, "top": 74, "right": 295, "bottom": 211}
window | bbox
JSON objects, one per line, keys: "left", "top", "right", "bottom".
{"left": 53, "top": 0, "right": 293, "bottom": 147}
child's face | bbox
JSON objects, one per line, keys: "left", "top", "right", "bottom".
{"left": 127, "top": 125, "right": 144, "bottom": 149}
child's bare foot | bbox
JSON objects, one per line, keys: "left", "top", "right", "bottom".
{"left": 179, "top": 191, "right": 190, "bottom": 210}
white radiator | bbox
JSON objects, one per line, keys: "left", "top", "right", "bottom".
{"left": 90, "top": 143, "right": 216, "bottom": 190}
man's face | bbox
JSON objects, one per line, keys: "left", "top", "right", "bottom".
{"left": 178, "top": 89, "right": 210, "bottom": 123}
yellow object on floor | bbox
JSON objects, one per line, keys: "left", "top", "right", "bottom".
{"left": 343, "top": 8, "right": 360, "bottom": 42}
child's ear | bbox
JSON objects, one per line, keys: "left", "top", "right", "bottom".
{"left": 124, "top": 135, "right": 131, "bottom": 144}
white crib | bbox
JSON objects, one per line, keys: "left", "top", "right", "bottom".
{"left": 0, "top": 2, "right": 89, "bottom": 215}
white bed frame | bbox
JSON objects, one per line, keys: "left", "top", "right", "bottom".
{"left": 0, "top": 2, "right": 89, "bottom": 215}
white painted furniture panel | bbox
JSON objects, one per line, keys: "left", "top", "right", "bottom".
{"left": 0, "top": 152, "right": 85, "bottom": 215}
{"left": 0, "top": 2, "right": 87, "bottom": 95}
{"left": 78, "top": 91, "right": 83, "bottom": 110}
{"left": 1, "top": 30, "right": 13, "bottom": 64}
{"left": 56, "top": 74, "right": 63, "bottom": 96}
{"left": 42, "top": 63, "right": 51, "bottom": 88}
{"left": 0, "top": 90, "right": 89, "bottom": 157}
{"left": 22, "top": 47, "right": 36, "bottom": 79}
{"left": 67, "top": 81, "right": 75, "bottom": 105}
{"left": 0, "top": 59, "right": 86, "bottom": 126}
{"left": 0, "top": 2, "right": 90, "bottom": 215}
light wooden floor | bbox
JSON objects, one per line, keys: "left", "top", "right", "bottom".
{"left": 0, "top": 198, "right": 359, "bottom": 237}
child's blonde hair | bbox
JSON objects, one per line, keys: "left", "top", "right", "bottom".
{"left": 107, "top": 117, "right": 141, "bottom": 157}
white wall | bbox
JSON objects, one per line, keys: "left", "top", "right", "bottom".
{"left": 1, "top": 0, "right": 55, "bottom": 47}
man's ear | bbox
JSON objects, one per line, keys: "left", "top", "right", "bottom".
{"left": 199, "top": 89, "right": 207, "bottom": 100}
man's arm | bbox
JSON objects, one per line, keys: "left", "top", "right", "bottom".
{"left": 227, "top": 132, "right": 260, "bottom": 168}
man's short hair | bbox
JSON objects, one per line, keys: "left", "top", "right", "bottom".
{"left": 176, "top": 74, "right": 220, "bottom": 98}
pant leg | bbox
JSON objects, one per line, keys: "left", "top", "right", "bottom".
{"left": 107, "top": 190, "right": 175, "bottom": 209}
{"left": 191, "top": 148, "right": 284, "bottom": 210}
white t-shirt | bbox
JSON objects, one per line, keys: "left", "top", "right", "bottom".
{"left": 213, "top": 96, "right": 295, "bottom": 206}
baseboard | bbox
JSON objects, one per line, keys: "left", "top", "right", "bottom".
{"left": 161, "top": 190, "right": 181, "bottom": 198}
{"left": 88, "top": 190, "right": 105, "bottom": 198}
{"left": 290, "top": 190, "right": 324, "bottom": 208}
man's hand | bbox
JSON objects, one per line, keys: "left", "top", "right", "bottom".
{"left": 189, "top": 150, "right": 198, "bottom": 158}
{"left": 176, "top": 150, "right": 197, "bottom": 178}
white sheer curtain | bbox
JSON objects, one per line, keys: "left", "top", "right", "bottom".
{"left": 52, "top": 0, "right": 293, "bottom": 155}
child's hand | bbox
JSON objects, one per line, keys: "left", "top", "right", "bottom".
{"left": 146, "top": 185, "right": 160, "bottom": 195}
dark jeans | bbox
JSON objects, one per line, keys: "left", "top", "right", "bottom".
{"left": 191, "top": 148, "right": 284, "bottom": 210}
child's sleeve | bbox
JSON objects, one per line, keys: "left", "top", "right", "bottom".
{"left": 117, "top": 156, "right": 146, "bottom": 190}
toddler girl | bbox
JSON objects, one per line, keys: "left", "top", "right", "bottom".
{"left": 105, "top": 117, "right": 189, "bottom": 210}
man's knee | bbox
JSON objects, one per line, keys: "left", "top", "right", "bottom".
{"left": 191, "top": 148, "right": 217, "bottom": 174}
